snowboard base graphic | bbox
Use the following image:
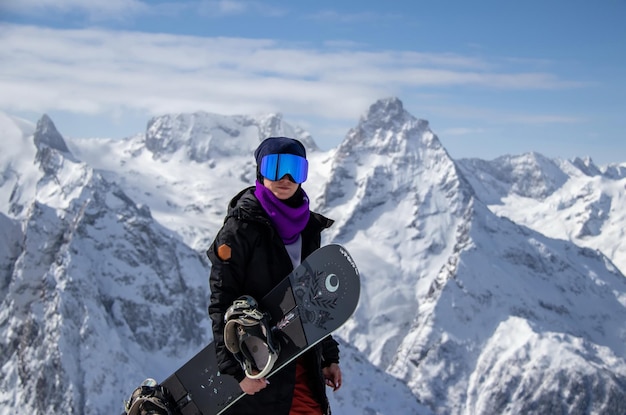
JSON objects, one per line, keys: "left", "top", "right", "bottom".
{"left": 160, "top": 244, "right": 360, "bottom": 415}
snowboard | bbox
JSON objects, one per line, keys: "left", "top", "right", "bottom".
{"left": 160, "top": 244, "right": 360, "bottom": 415}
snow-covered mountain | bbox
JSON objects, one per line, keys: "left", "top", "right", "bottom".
{"left": 315, "top": 99, "right": 626, "bottom": 414}
{"left": 1, "top": 98, "right": 625, "bottom": 415}
{"left": 457, "top": 153, "right": 626, "bottom": 274}
{"left": 0, "top": 114, "right": 211, "bottom": 414}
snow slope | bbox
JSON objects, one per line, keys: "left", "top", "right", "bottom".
{"left": 458, "top": 153, "right": 626, "bottom": 274}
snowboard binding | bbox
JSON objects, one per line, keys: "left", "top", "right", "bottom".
{"left": 123, "top": 378, "right": 175, "bottom": 415}
{"left": 224, "top": 295, "right": 280, "bottom": 379}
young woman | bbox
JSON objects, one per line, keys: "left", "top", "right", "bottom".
{"left": 207, "top": 137, "right": 342, "bottom": 415}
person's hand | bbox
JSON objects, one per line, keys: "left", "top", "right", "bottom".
{"left": 239, "top": 377, "right": 269, "bottom": 395}
{"left": 322, "top": 363, "right": 342, "bottom": 391}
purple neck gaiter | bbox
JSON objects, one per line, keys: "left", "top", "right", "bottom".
{"left": 254, "top": 181, "right": 310, "bottom": 244}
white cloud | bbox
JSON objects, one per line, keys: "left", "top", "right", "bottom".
{"left": 0, "top": 24, "right": 582, "bottom": 129}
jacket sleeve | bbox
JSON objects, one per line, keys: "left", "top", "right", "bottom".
{"left": 320, "top": 335, "right": 340, "bottom": 368}
{"left": 206, "top": 218, "right": 253, "bottom": 382}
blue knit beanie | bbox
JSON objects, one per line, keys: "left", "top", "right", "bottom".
{"left": 254, "top": 137, "right": 307, "bottom": 165}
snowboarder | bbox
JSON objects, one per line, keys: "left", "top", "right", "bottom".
{"left": 207, "top": 136, "right": 342, "bottom": 415}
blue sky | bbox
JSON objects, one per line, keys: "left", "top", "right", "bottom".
{"left": 1, "top": 0, "right": 625, "bottom": 164}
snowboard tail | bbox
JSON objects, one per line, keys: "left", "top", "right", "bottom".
{"left": 160, "top": 244, "right": 360, "bottom": 415}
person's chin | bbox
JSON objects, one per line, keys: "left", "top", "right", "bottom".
{"left": 274, "top": 189, "right": 294, "bottom": 199}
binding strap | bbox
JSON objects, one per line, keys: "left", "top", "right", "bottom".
{"left": 224, "top": 296, "right": 280, "bottom": 379}
{"left": 124, "top": 379, "right": 174, "bottom": 415}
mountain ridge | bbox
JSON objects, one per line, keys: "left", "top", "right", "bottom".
{"left": 457, "top": 152, "right": 626, "bottom": 273}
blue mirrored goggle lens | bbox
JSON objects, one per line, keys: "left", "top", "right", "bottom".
{"left": 260, "top": 154, "right": 308, "bottom": 183}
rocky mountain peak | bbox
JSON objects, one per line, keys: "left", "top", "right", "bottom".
{"left": 320, "top": 97, "right": 472, "bottom": 251}
{"left": 458, "top": 152, "right": 570, "bottom": 203}
{"left": 571, "top": 156, "right": 602, "bottom": 177}
{"left": 33, "top": 114, "right": 71, "bottom": 154}
{"left": 32, "top": 115, "right": 74, "bottom": 177}
{"left": 143, "top": 111, "right": 316, "bottom": 163}
{"left": 364, "top": 96, "right": 405, "bottom": 120}
{"left": 339, "top": 97, "right": 437, "bottom": 157}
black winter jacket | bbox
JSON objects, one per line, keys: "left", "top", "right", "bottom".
{"left": 207, "top": 186, "right": 338, "bottom": 415}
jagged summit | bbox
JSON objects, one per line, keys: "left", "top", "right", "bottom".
{"left": 360, "top": 97, "right": 428, "bottom": 128}
{"left": 458, "top": 152, "right": 570, "bottom": 203}
{"left": 322, "top": 97, "right": 468, "bottom": 218}
{"left": 571, "top": 155, "right": 602, "bottom": 177}
{"left": 33, "top": 114, "right": 71, "bottom": 154}
{"left": 341, "top": 97, "right": 433, "bottom": 154}
{"left": 32, "top": 114, "right": 78, "bottom": 179}
{"left": 604, "top": 163, "right": 626, "bottom": 179}
{"left": 143, "top": 111, "right": 317, "bottom": 163}
{"left": 362, "top": 96, "right": 406, "bottom": 122}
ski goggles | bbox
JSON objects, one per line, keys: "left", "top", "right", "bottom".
{"left": 259, "top": 153, "right": 308, "bottom": 183}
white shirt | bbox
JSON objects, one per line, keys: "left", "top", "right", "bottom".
{"left": 284, "top": 234, "right": 302, "bottom": 268}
